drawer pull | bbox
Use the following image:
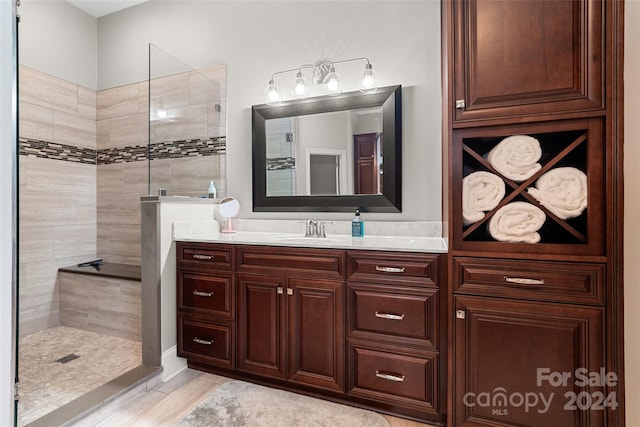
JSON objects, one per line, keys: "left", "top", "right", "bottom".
{"left": 504, "top": 276, "right": 545, "bottom": 285}
{"left": 375, "top": 266, "right": 406, "bottom": 273}
{"left": 375, "top": 311, "right": 405, "bottom": 321}
{"left": 193, "top": 290, "right": 213, "bottom": 297}
{"left": 192, "top": 254, "right": 213, "bottom": 260}
{"left": 192, "top": 337, "right": 213, "bottom": 345}
{"left": 375, "top": 370, "right": 405, "bottom": 382}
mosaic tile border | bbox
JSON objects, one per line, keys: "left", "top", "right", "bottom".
{"left": 19, "top": 137, "right": 226, "bottom": 165}
{"left": 266, "top": 156, "right": 296, "bottom": 171}
{"left": 19, "top": 138, "right": 97, "bottom": 165}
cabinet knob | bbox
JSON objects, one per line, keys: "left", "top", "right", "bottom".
{"left": 455, "top": 99, "right": 465, "bottom": 109}
{"left": 277, "top": 287, "right": 284, "bottom": 294}
{"left": 287, "top": 288, "right": 293, "bottom": 296}
{"left": 456, "top": 310, "right": 466, "bottom": 319}
{"left": 192, "top": 254, "right": 213, "bottom": 260}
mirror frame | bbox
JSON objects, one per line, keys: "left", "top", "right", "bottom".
{"left": 252, "top": 85, "right": 402, "bottom": 212}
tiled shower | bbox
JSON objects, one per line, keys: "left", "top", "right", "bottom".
{"left": 18, "top": 49, "right": 226, "bottom": 424}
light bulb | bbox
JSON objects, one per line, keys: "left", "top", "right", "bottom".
{"left": 322, "top": 65, "right": 341, "bottom": 95}
{"left": 264, "top": 79, "right": 281, "bottom": 105}
{"left": 291, "top": 71, "right": 310, "bottom": 98}
{"left": 359, "top": 63, "right": 378, "bottom": 93}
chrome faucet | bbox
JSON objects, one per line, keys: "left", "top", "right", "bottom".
{"left": 304, "top": 219, "right": 326, "bottom": 238}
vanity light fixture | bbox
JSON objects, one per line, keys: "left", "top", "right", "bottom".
{"left": 264, "top": 57, "right": 378, "bottom": 105}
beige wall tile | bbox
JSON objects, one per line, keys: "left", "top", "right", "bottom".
{"left": 19, "top": 292, "right": 60, "bottom": 337}
{"left": 97, "top": 83, "right": 141, "bottom": 121}
{"left": 88, "top": 299, "right": 140, "bottom": 341}
{"left": 189, "top": 70, "right": 220, "bottom": 106}
{"left": 54, "top": 224, "right": 97, "bottom": 260}
{"left": 78, "top": 86, "right": 97, "bottom": 120}
{"left": 19, "top": 66, "right": 78, "bottom": 114}
{"left": 151, "top": 104, "right": 208, "bottom": 142}
{"left": 98, "top": 191, "right": 141, "bottom": 226}
{"left": 150, "top": 73, "right": 189, "bottom": 111}
{"left": 97, "top": 163, "right": 124, "bottom": 190}
{"left": 24, "top": 156, "right": 96, "bottom": 195}
{"left": 19, "top": 226, "right": 55, "bottom": 263}
{"left": 19, "top": 101, "right": 54, "bottom": 141}
{"left": 54, "top": 110, "right": 97, "bottom": 149}
{"left": 149, "top": 158, "right": 172, "bottom": 193}
{"left": 107, "top": 113, "right": 149, "bottom": 148}
{"left": 170, "top": 155, "right": 223, "bottom": 196}
{"left": 96, "top": 118, "right": 111, "bottom": 150}
{"left": 59, "top": 289, "right": 89, "bottom": 330}
{"left": 138, "top": 81, "right": 149, "bottom": 115}
{"left": 22, "top": 260, "right": 58, "bottom": 298}
{"left": 122, "top": 160, "right": 151, "bottom": 195}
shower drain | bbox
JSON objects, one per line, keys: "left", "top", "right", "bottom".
{"left": 55, "top": 353, "right": 80, "bottom": 364}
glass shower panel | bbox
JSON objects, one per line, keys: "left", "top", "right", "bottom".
{"left": 148, "top": 44, "right": 227, "bottom": 198}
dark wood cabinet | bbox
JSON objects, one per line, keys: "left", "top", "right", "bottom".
{"left": 450, "top": 0, "right": 605, "bottom": 126}
{"left": 346, "top": 251, "right": 446, "bottom": 424}
{"left": 236, "top": 273, "right": 345, "bottom": 392}
{"left": 443, "top": 0, "right": 624, "bottom": 426}
{"left": 177, "top": 242, "right": 446, "bottom": 424}
{"left": 453, "top": 295, "right": 605, "bottom": 427}
{"left": 236, "top": 273, "right": 286, "bottom": 379}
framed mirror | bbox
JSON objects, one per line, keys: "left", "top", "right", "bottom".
{"left": 252, "top": 85, "right": 401, "bottom": 212}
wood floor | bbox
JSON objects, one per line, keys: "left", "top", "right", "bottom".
{"left": 76, "top": 368, "right": 433, "bottom": 427}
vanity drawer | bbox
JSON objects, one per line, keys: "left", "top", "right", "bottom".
{"left": 347, "top": 283, "right": 438, "bottom": 349}
{"left": 454, "top": 257, "right": 605, "bottom": 305}
{"left": 347, "top": 251, "right": 439, "bottom": 286}
{"left": 347, "top": 342, "right": 439, "bottom": 414}
{"left": 177, "top": 242, "right": 233, "bottom": 270}
{"left": 178, "top": 315, "right": 233, "bottom": 369}
{"left": 236, "top": 245, "right": 345, "bottom": 280}
{"left": 178, "top": 270, "right": 234, "bottom": 319}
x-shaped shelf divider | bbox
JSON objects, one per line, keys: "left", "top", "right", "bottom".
{"left": 462, "top": 132, "right": 587, "bottom": 243}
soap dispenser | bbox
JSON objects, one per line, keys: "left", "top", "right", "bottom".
{"left": 208, "top": 180, "right": 217, "bottom": 199}
{"left": 351, "top": 208, "right": 364, "bottom": 237}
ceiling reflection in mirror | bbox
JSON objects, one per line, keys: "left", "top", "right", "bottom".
{"left": 265, "top": 107, "right": 383, "bottom": 197}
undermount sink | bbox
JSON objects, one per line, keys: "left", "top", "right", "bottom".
{"left": 269, "top": 234, "right": 353, "bottom": 245}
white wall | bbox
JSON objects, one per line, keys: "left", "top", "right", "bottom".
{"left": 19, "top": 0, "right": 98, "bottom": 90}
{"left": 97, "top": 0, "right": 442, "bottom": 221}
{"left": 624, "top": 1, "right": 640, "bottom": 423}
{"left": 0, "top": 0, "right": 17, "bottom": 424}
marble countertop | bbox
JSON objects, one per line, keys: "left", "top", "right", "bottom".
{"left": 175, "top": 230, "right": 448, "bottom": 253}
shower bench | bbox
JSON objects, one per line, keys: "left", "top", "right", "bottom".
{"left": 57, "top": 262, "right": 142, "bottom": 342}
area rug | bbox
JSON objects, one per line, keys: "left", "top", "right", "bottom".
{"left": 177, "top": 380, "right": 390, "bottom": 427}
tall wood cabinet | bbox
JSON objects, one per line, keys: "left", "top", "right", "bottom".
{"left": 443, "top": 1, "right": 624, "bottom": 426}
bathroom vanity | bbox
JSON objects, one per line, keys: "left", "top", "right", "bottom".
{"left": 175, "top": 235, "right": 447, "bottom": 425}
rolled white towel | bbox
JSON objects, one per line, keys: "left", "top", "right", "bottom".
{"left": 526, "top": 167, "right": 587, "bottom": 219}
{"left": 487, "top": 135, "right": 542, "bottom": 182}
{"left": 488, "top": 201, "right": 546, "bottom": 243}
{"left": 462, "top": 171, "right": 505, "bottom": 225}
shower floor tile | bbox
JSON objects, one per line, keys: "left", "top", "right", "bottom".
{"left": 17, "top": 325, "right": 142, "bottom": 426}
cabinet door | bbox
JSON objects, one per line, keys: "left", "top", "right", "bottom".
{"left": 450, "top": 0, "right": 604, "bottom": 124}
{"left": 236, "top": 274, "right": 287, "bottom": 379}
{"left": 453, "top": 295, "right": 606, "bottom": 427}
{"left": 287, "top": 278, "right": 345, "bottom": 392}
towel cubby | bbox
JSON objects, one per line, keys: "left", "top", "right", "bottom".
{"left": 451, "top": 118, "right": 605, "bottom": 257}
